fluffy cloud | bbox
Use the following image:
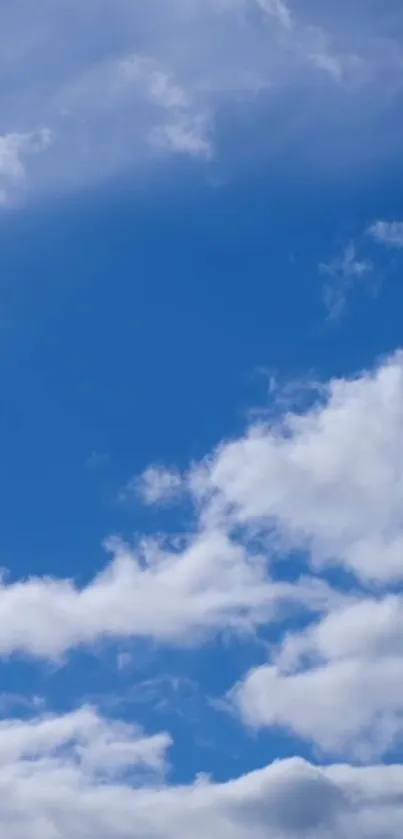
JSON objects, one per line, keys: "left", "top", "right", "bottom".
{"left": 194, "top": 350, "right": 403, "bottom": 583}
{"left": 0, "top": 716, "right": 402, "bottom": 839}
{"left": 234, "top": 594, "right": 403, "bottom": 758}
{"left": 0, "top": 330, "right": 400, "bottom": 820}
{"left": 0, "top": 0, "right": 402, "bottom": 202}
{"left": 0, "top": 705, "right": 172, "bottom": 837}
{"left": 0, "top": 530, "right": 331, "bottom": 659}
{"left": 0, "top": 351, "right": 402, "bottom": 663}
{"left": 0, "top": 705, "right": 170, "bottom": 777}
{"left": 0, "top": 349, "right": 401, "bottom": 768}
{"left": 131, "top": 350, "right": 403, "bottom": 762}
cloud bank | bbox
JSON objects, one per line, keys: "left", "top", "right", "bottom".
{"left": 0, "top": 707, "right": 402, "bottom": 839}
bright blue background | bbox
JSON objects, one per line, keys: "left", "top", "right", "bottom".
{"left": 1, "top": 153, "right": 403, "bottom": 781}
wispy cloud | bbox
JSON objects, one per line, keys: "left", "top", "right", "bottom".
{"left": 368, "top": 220, "right": 403, "bottom": 248}
{"left": 257, "top": 0, "right": 293, "bottom": 30}
{"left": 123, "top": 465, "right": 183, "bottom": 506}
{"left": 0, "top": 129, "right": 52, "bottom": 204}
{"left": 319, "top": 242, "right": 372, "bottom": 319}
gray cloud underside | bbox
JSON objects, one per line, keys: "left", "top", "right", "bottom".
{"left": 1, "top": 0, "right": 403, "bottom": 202}
{"left": 0, "top": 705, "right": 402, "bottom": 839}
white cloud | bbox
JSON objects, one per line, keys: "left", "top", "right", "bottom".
{"left": 0, "top": 717, "right": 402, "bottom": 839}
{"left": 0, "top": 351, "right": 403, "bottom": 661}
{"left": 0, "top": 330, "right": 400, "bottom": 787}
{"left": 233, "top": 594, "right": 403, "bottom": 758}
{"left": 368, "top": 220, "right": 403, "bottom": 248}
{"left": 193, "top": 350, "right": 403, "bottom": 583}
{"left": 0, "top": 705, "right": 170, "bottom": 776}
{"left": 0, "top": 529, "right": 332, "bottom": 659}
{"left": 134, "top": 465, "right": 183, "bottom": 505}
{"left": 319, "top": 243, "right": 372, "bottom": 319}
{"left": 126, "top": 350, "right": 403, "bottom": 763}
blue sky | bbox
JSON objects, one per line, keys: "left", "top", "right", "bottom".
{"left": 2, "top": 1, "right": 403, "bottom": 836}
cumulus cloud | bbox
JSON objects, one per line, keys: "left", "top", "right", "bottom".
{"left": 0, "top": 350, "right": 402, "bottom": 768}
{"left": 0, "top": 0, "right": 402, "bottom": 202}
{"left": 0, "top": 530, "right": 333, "bottom": 659}
{"left": 233, "top": 594, "right": 403, "bottom": 758}
{"left": 0, "top": 351, "right": 403, "bottom": 664}
{"left": 130, "top": 349, "right": 403, "bottom": 763}
{"left": 368, "top": 220, "right": 403, "bottom": 248}
{"left": 193, "top": 350, "right": 403, "bottom": 583}
{"left": 0, "top": 719, "right": 402, "bottom": 839}
{"left": 0, "top": 705, "right": 170, "bottom": 777}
